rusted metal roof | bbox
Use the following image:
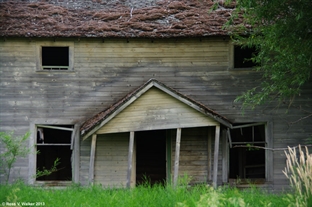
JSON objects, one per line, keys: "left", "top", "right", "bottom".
{"left": 80, "top": 79, "right": 232, "bottom": 139}
{"left": 0, "top": 0, "right": 239, "bottom": 38}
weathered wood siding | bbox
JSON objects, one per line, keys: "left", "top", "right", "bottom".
{"left": 0, "top": 37, "right": 311, "bottom": 191}
{"left": 80, "top": 137, "right": 91, "bottom": 185}
{"left": 96, "top": 87, "right": 218, "bottom": 134}
{"left": 171, "top": 127, "right": 208, "bottom": 184}
{"left": 94, "top": 133, "right": 129, "bottom": 187}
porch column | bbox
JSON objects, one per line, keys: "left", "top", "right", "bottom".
{"left": 213, "top": 125, "right": 220, "bottom": 188}
{"left": 207, "top": 127, "right": 212, "bottom": 181}
{"left": 173, "top": 128, "right": 181, "bottom": 187}
{"left": 89, "top": 134, "right": 97, "bottom": 184}
{"left": 73, "top": 124, "right": 80, "bottom": 183}
{"left": 127, "top": 131, "right": 135, "bottom": 188}
{"left": 222, "top": 129, "right": 228, "bottom": 184}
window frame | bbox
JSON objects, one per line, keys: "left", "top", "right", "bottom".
{"left": 36, "top": 42, "right": 74, "bottom": 72}
{"left": 229, "top": 43, "right": 258, "bottom": 70}
{"left": 28, "top": 120, "right": 80, "bottom": 185}
{"left": 222, "top": 121, "right": 273, "bottom": 184}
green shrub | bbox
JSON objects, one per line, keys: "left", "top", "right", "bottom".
{"left": 0, "top": 131, "right": 30, "bottom": 183}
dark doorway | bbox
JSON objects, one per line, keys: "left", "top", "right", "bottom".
{"left": 136, "top": 130, "right": 167, "bottom": 186}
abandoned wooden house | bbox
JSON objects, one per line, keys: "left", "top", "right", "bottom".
{"left": 0, "top": 0, "right": 311, "bottom": 191}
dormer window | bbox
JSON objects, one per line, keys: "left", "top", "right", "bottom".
{"left": 36, "top": 42, "right": 74, "bottom": 71}
{"left": 42, "top": 47, "right": 69, "bottom": 70}
{"left": 234, "top": 46, "right": 257, "bottom": 68}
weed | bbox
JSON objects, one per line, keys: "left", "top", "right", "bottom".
{"left": 283, "top": 145, "right": 312, "bottom": 207}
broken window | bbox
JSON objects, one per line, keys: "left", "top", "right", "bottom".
{"left": 228, "top": 124, "right": 266, "bottom": 179}
{"left": 234, "top": 46, "right": 258, "bottom": 68}
{"left": 41, "top": 47, "right": 69, "bottom": 70}
{"left": 36, "top": 125, "right": 74, "bottom": 181}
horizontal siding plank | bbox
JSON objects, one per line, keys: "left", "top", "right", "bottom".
{"left": 74, "top": 62, "right": 229, "bottom": 68}
{"left": 94, "top": 133, "right": 128, "bottom": 187}
{"left": 75, "top": 46, "right": 229, "bottom": 54}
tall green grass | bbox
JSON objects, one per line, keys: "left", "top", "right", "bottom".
{"left": 0, "top": 181, "right": 289, "bottom": 207}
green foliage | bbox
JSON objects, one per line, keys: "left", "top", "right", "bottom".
{"left": 0, "top": 131, "right": 30, "bottom": 183}
{"left": 227, "top": 0, "right": 312, "bottom": 108}
{"left": 35, "top": 157, "right": 61, "bottom": 179}
{"left": 177, "top": 186, "right": 246, "bottom": 207}
{"left": 0, "top": 131, "right": 61, "bottom": 183}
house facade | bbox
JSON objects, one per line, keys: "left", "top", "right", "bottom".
{"left": 0, "top": 0, "right": 311, "bottom": 191}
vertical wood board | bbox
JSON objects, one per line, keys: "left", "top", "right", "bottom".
{"left": 213, "top": 125, "right": 220, "bottom": 188}
{"left": 172, "top": 127, "right": 209, "bottom": 184}
{"left": 173, "top": 128, "right": 181, "bottom": 187}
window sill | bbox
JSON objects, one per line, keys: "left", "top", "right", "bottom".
{"left": 230, "top": 67, "right": 255, "bottom": 70}
{"left": 35, "top": 70, "right": 75, "bottom": 73}
{"left": 34, "top": 181, "right": 72, "bottom": 187}
{"left": 228, "top": 178, "right": 267, "bottom": 188}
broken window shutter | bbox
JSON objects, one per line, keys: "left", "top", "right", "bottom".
{"left": 231, "top": 122, "right": 265, "bottom": 129}
{"left": 37, "top": 128, "right": 44, "bottom": 143}
{"left": 227, "top": 122, "right": 266, "bottom": 148}
{"left": 227, "top": 128, "right": 232, "bottom": 148}
{"left": 36, "top": 124, "right": 74, "bottom": 131}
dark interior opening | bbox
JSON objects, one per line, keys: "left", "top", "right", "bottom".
{"left": 42, "top": 47, "right": 69, "bottom": 68}
{"left": 229, "top": 125, "right": 265, "bottom": 179}
{"left": 136, "top": 130, "right": 166, "bottom": 186}
{"left": 234, "top": 46, "right": 257, "bottom": 68}
{"left": 36, "top": 125, "right": 72, "bottom": 181}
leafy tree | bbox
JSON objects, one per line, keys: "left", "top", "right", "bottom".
{"left": 223, "top": 0, "right": 312, "bottom": 108}
{"left": 0, "top": 131, "right": 30, "bottom": 183}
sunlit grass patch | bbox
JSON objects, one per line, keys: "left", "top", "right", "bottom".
{"left": 0, "top": 181, "right": 290, "bottom": 207}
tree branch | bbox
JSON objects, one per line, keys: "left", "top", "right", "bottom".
{"left": 232, "top": 144, "right": 312, "bottom": 151}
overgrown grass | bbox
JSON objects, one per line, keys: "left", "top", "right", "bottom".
{"left": 0, "top": 182, "right": 290, "bottom": 207}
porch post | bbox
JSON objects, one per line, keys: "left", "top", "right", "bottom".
{"left": 73, "top": 124, "right": 80, "bottom": 183}
{"left": 89, "top": 134, "right": 97, "bottom": 184}
{"left": 213, "top": 125, "right": 220, "bottom": 188}
{"left": 173, "top": 128, "right": 181, "bottom": 187}
{"left": 127, "top": 131, "right": 135, "bottom": 188}
{"left": 207, "top": 127, "right": 212, "bottom": 181}
{"left": 221, "top": 129, "right": 228, "bottom": 184}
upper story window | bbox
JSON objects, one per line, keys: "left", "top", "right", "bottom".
{"left": 234, "top": 46, "right": 257, "bottom": 68}
{"left": 36, "top": 42, "right": 74, "bottom": 71}
{"left": 42, "top": 47, "right": 69, "bottom": 70}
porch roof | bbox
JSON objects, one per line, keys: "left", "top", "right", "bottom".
{"left": 80, "top": 78, "right": 232, "bottom": 139}
{"left": 0, "top": 0, "right": 240, "bottom": 38}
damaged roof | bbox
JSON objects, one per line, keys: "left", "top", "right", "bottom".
{"left": 81, "top": 79, "right": 232, "bottom": 139}
{"left": 0, "top": 0, "right": 238, "bottom": 38}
